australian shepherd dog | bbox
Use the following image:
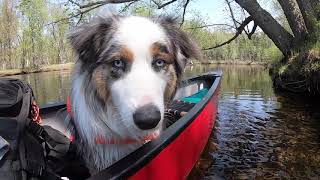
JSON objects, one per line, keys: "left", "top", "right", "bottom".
{"left": 68, "top": 15, "right": 200, "bottom": 173}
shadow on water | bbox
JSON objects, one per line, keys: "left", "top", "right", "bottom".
{"left": 12, "top": 64, "right": 320, "bottom": 179}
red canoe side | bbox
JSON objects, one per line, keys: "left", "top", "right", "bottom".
{"left": 129, "top": 89, "right": 219, "bottom": 180}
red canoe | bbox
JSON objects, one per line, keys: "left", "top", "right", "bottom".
{"left": 40, "top": 71, "right": 221, "bottom": 180}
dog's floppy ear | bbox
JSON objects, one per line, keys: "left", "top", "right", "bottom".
{"left": 159, "top": 17, "right": 201, "bottom": 73}
{"left": 68, "top": 16, "right": 117, "bottom": 65}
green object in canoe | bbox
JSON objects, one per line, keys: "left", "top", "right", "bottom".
{"left": 181, "top": 88, "right": 209, "bottom": 103}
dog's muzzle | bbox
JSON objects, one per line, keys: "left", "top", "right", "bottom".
{"left": 133, "top": 103, "right": 161, "bottom": 130}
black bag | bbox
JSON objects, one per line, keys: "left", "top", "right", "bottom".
{"left": 0, "top": 78, "right": 68, "bottom": 180}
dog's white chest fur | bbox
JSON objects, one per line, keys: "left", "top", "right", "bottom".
{"left": 71, "top": 74, "right": 143, "bottom": 172}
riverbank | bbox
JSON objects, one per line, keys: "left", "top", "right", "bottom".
{"left": 192, "top": 60, "right": 268, "bottom": 66}
{"left": 270, "top": 49, "right": 320, "bottom": 96}
{"left": 0, "top": 63, "right": 74, "bottom": 77}
{"left": 0, "top": 60, "right": 269, "bottom": 77}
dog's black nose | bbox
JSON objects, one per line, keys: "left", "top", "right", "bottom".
{"left": 133, "top": 104, "right": 161, "bottom": 130}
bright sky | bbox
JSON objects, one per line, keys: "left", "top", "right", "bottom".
{"left": 188, "top": 0, "right": 228, "bottom": 24}
{"left": 183, "top": 0, "right": 277, "bottom": 30}
{"left": 99, "top": 0, "right": 231, "bottom": 24}
{"left": 73, "top": 0, "right": 278, "bottom": 29}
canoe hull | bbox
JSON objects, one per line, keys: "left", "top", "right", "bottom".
{"left": 130, "top": 91, "right": 218, "bottom": 180}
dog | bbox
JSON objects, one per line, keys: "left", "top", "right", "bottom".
{"left": 68, "top": 15, "right": 200, "bottom": 173}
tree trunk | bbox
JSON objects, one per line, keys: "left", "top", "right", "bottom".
{"left": 277, "top": 0, "right": 308, "bottom": 42}
{"left": 235, "top": 0, "right": 294, "bottom": 56}
{"left": 310, "top": 0, "right": 320, "bottom": 20}
{"left": 22, "top": 48, "right": 26, "bottom": 69}
{"left": 296, "top": 0, "right": 317, "bottom": 33}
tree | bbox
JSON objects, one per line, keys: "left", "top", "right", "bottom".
{"left": 19, "top": 0, "right": 48, "bottom": 69}
{"left": 47, "top": 4, "right": 72, "bottom": 64}
{"left": 0, "top": 0, "right": 18, "bottom": 69}
{"left": 234, "top": 0, "right": 320, "bottom": 55}
{"left": 234, "top": 0, "right": 294, "bottom": 56}
{"left": 296, "top": 0, "right": 318, "bottom": 33}
{"left": 277, "top": 0, "right": 308, "bottom": 43}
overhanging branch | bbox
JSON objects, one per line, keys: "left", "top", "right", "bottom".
{"left": 186, "top": 23, "right": 235, "bottom": 30}
{"left": 248, "top": 22, "right": 257, "bottom": 39}
{"left": 180, "top": 0, "right": 190, "bottom": 27}
{"left": 68, "top": 0, "right": 81, "bottom": 7}
{"left": 225, "top": 0, "right": 239, "bottom": 28}
{"left": 119, "top": 1, "right": 137, "bottom": 13}
{"left": 46, "top": 3, "right": 104, "bottom": 26}
{"left": 202, "top": 16, "right": 253, "bottom": 50}
{"left": 49, "top": 0, "right": 138, "bottom": 25}
{"left": 77, "top": 0, "right": 138, "bottom": 9}
{"left": 151, "top": 0, "right": 178, "bottom": 9}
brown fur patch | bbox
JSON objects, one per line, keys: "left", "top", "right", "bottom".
{"left": 164, "top": 65, "right": 178, "bottom": 103}
{"left": 107, "top": 46, "right": 134, "bottom": 65}
{"left": 120, "top": 46, "right": 134, "bottom": 63}
{"left": 150, "top": 42, "right": 173, "bottom": 64}
{"left": 92, "top": 65, "right": 110, "bottom": 103}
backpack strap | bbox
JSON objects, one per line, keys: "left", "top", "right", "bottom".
{"left": 23, "top": 121, "right": 64, "bottom": 180}
{"left": 19, "top": 130, "right": 45, "bottom": 177}
{"left": 27, "top": 120, "right": 73, "bottom": 180}
{"left": 0, "top": 136, "right": 9, "bottom": 161}
{"left": 27, "top": 121, "right": 57, "bottom": 148}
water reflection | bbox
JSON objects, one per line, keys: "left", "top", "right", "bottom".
{"left": 12, "top": 70, "right": 72, "bottom": 105}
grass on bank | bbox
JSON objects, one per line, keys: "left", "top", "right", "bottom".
{"left": 193, "top": 60, "right": 269, "bottom": 66}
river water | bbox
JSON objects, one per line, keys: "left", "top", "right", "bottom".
{"left": 12, "top": 64, "right": 320, "bottom": 179}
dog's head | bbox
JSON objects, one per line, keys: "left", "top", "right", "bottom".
{"left": 69, "top": 15, "right": 200, "bottom": 141}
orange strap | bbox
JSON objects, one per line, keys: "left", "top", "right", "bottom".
{"left": 31, "top": 100, "right": 42, "bottom": 124}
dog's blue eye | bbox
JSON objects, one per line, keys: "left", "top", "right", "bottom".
{"left": 112, "top": 60, "right": 125, "bottom": 68}
{"left": 154, "top": 59, "right": 165, "bottom": 68}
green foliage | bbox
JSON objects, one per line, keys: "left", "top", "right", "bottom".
{"left": 131, "top": 6, "right": 155, "bottom": 17}
{"left": 309, "top": 21, "right": 320, "bottom": 49}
